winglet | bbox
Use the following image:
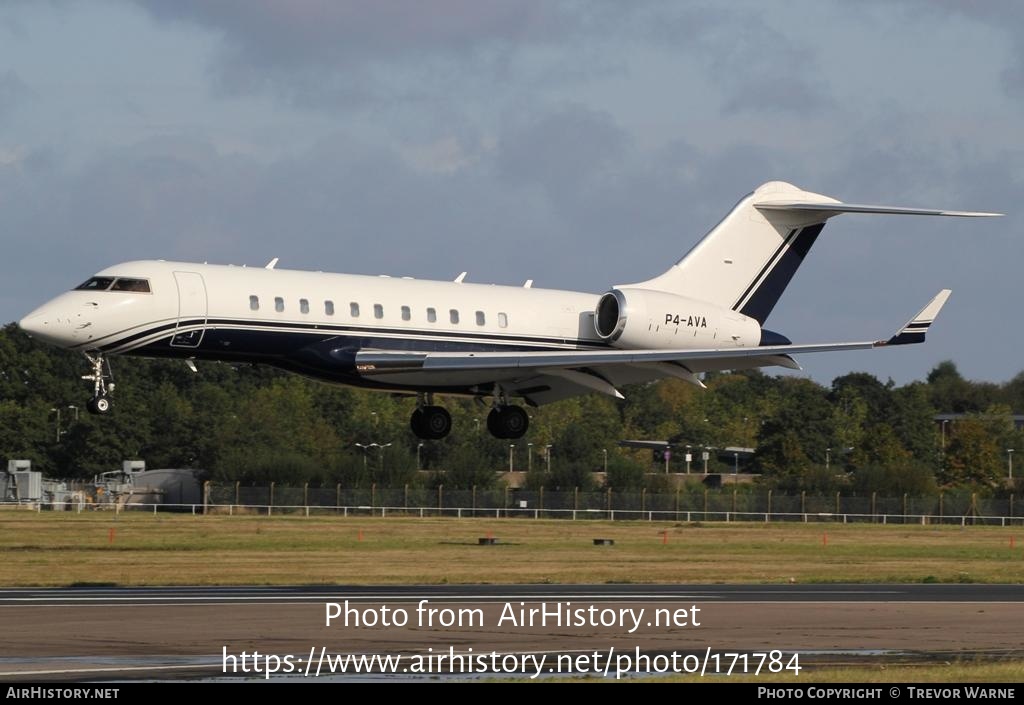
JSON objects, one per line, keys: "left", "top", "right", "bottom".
{"left": 265, "top": 257, "right": 279, "bottom": 270}
{"left": 454, "top": 272, "right": 467, "bottom": 283}
{"left": 882, "top": 289, "right": 951, "bottom": 346}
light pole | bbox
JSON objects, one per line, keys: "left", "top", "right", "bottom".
{"left": 526, "top": 443, "right": 534, "bottom": 472}
{"left": 1009, "top": 449, "right": 1015, "bottom": 480}
{"left": 509, "top": 444, "right": 515, "bottom": 472}
{"left": 685, "top": 444, "right": 692, "bottom": 474}
{"left": 67, "top": 405, "right": 78, "bottom": 423}
{"left": 826, "top": 447, "right": 831, "bottom": 470}
{"left": 941, "top": 419, "right": 949, "bottom": 450}
{"left": 375, "top": 442, "right": 392, "bottom": 473}
{"left": 354, "top": 443, "right": 369, "bottom": 473}
{"left": 545, "top": 445, "right": 553, "bottom": 472}
{"left": 371, "top": 412, "right": 378, "bottom": 427}
{"left": 733, "top": 451, "right": 739, "bottom": 475}
{"left": 602, "top": 448, "right": 608, "bottom": 473}
{"left": 417, "top": 442, "right": 424, "bottom": 470}
{"left": 49, "top": 407, "right": 60, "bottom": 442}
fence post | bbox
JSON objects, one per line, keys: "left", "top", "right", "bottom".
{"left": 203, "top": 481, "right": 209, "bottom": 516}
{"left": 574, "top": 487, "right": 579, "bottom": 512}
{"left": 371, "top": 483, "right": 376, "bottom": 510}
{"left": 871, "top": 491, "right": 876, "bottom": 523}
{"left": 704, "top": 489, "right": 708, "bottom": 521}
{"left": 539, "top": 486, "right": 544, "bottom": 511}
{"left": 235, "top": 481, "right": 240, "bottom": 507}
{"left": 304, "top": 482, "right": 308, "bottom": 512}
{"left": 801, "top": 491, "right": 805, "bottom": 516}
{"left": 767, "top": 489, "right": 772, "bottom": 523}
{"left": 405, "top": 483, "right": 409, "bottom": 511}
{"left": 336, "top": 483, "right": 341, "bottom": 513}
{"left": 641, "top": 488, "right": 646, "bottom": 514}
{"left": 472, "top": 485, "right": 477, "bottom": 512}
{"left": 269, "top": 482, "right": 274, "bottom": 517}
{"left": 902, "top": 493, "right": 908, "bottom": 523}
{"left": 438, "top": 485, "right": 443, "bottom": 513}
{"left": 836, "top": 491, "right": 840, "bottom": 515}
{"left": 939, "top": 492, "right": 944, "bottom": 521}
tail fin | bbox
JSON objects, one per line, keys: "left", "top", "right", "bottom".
{"left": 624, "top": 181, "right": 999, "bottom": 325}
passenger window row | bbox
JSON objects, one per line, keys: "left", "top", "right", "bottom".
{"left": 248, "top": 295, "right": 509, "bottom": 328}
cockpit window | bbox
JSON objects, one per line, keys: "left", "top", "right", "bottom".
{"left": 110, "top": 278, "right": 151, "bottom": 293}
{"left": 75, "top": 277, "right": 115, "bottom": 291}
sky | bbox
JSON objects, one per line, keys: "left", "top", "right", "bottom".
{"left": 0, "top": 1, "right": 1020, "bottom": 388}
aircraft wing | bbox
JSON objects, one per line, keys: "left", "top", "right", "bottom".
{"left": 353, "top": 290, "right": 950, "bottom": 405}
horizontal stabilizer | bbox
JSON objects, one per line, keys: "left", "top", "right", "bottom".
{"left": 883, "top": 289, "right": 952, "bottom": 346}
{"left": 755, "top": 202, "right": 1002, "bottom": 218}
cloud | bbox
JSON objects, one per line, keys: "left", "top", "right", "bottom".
{"left": 859, "top": 0, "right": 1024, "bottom": 102}
{"left": 130, "top": 0, "right": 592, "bottom": 108}
{"left": 0, "top": 70, "right": 30, "bottom": 122}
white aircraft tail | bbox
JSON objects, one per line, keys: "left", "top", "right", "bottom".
{"left": 625, "top": 181, "right": 999, "bottom": 324}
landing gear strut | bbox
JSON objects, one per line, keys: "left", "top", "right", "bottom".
{"left": 83, "top": 352, "right": 114, "bottom": 415}
{"left": 410, "top": 394, "right": 451, "bottom": 440}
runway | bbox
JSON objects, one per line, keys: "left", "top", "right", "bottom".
{"left": 0, "top": 584, "right": 1020, "bottom": 681}
{"left": 0, "top": 582, "right": 1021, "bottom": 605}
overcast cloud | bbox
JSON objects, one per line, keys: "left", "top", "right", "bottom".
{"left": 0, "top": 1, "right": 1020, "bottom": 388}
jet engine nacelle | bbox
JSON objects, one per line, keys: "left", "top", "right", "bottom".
{"left": 593, "top": 287, "right": 761, "bottom": 350}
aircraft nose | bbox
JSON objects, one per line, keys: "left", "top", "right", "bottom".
{"left": 18, "top": 307, "right": 77, "bottom": 346}
{"left": 18, "top": 312, "right": 48, "bottom": 336}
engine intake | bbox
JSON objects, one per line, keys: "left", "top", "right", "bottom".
{"left": 595, "top": 290, "right": 626, "bottom": 340}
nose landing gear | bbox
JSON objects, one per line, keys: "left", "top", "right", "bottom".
{"left": 83, "top": 352, "right": 114, "bottom": 415}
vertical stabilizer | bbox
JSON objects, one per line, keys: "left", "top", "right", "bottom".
{"left": 624, "top": 181, "right": 837, "bottom": 324}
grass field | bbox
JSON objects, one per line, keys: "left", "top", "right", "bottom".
{"left": 0, "top": 510, "right": 1021, "bottom": 586}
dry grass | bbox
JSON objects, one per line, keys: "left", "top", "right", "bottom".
{"left": 0, "top": 510, "right": 1022, "bottom": 586}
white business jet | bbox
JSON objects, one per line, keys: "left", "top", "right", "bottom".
{"left": 18, "top": 181, "right": 998, "bottom": 440}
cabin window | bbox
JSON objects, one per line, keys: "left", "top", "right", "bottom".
{"left": 110, "top": 278, "right": 151, "bottom": 293}
{"left": 374, "top": 304, "right": 384, "bottom": 319}
{"left": 75, "top": 277, "right": 114, "bottom": 291}
{"left": 498, "top": 312, "right": 508, "bottom": 328}
{"left": 350, "top": 302, "right": 360, "bottom": 317}
{"left": 401, "top": 305, "right": 411, "bottom": 321}
{"left": 325, "top": 300, "right": 334, "bottom": 316}
{"left": 475, "top": 311, "right": 485, "bottom": 326}
{"left": 249, "top": 295, "right": 259, "bottom": 311}
{"left": 299, "top": 298, "right": 309, "bottom": 314}
{"left": 450, "top": 309, "right": 459, "bottom": 324}
{"left": 274, "top": 297, "right": 284, "bottom": 312}
{"left": 426, "top": 307, "right": 436, "bottom": 323}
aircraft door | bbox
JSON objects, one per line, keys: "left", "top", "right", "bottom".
{"left": 170, "top": 271, "right": 208, "bottom": 348}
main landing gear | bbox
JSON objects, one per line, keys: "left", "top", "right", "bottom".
{"left": 410, "top": 403, "right": 452, "bottom": 440}
{"left": 83, "top": 352, "right": 114, "bottom": 415}
{"left": 486, "top": 405, "right": 529, "bottom": 439}
{"left": 408, "top": 393, "right": 530, "bottom": 440}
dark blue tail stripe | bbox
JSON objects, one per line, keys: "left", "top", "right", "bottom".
{"left": 737, "top": 223, "right": 825, "bottom": 324}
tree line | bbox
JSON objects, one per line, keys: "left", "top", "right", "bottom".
{"left": 1, "top": 324, "right": 1021, "bottom": 495}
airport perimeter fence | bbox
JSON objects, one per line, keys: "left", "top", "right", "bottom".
{"left": 187, "top": 483, "right": 1024, "bottom": 527}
